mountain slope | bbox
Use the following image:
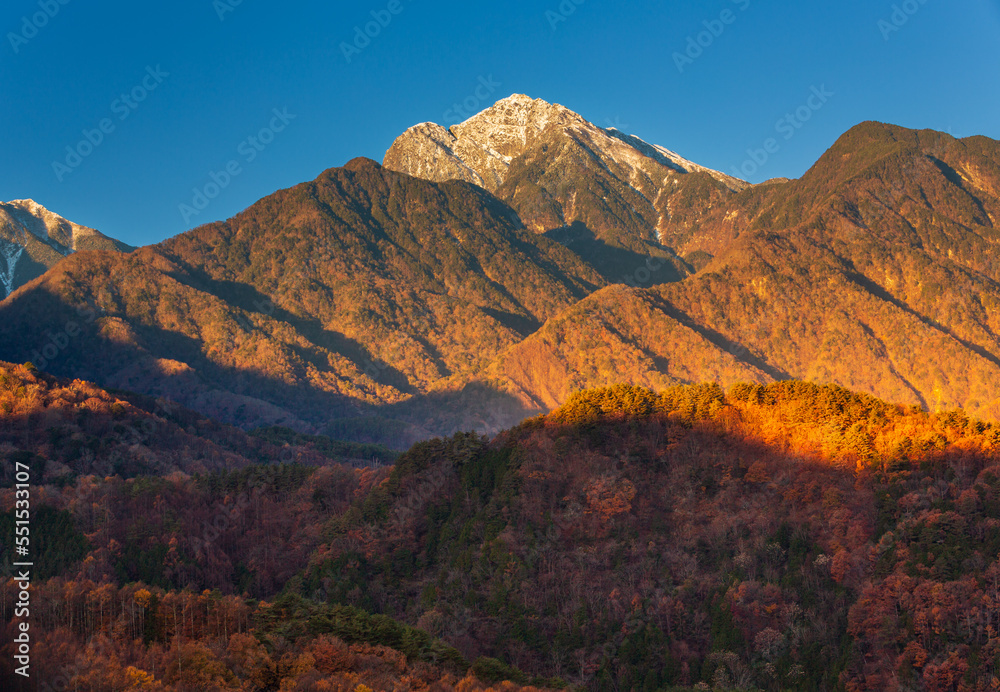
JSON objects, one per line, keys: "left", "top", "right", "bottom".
{"left": 0, "top": 199, "right": 131, "bottom": 298}
{"left": 0, "top": 160, "right": 603, "bottom": 442}
{"left": 385, "top": 94, "right": 746, "bottom": 282}
{"left": 0, "top": 359, "right": 557, "bottom": 690}
{"left": 658, "top": 123, "right": 1000, "bottom": 414}
{"left": 466, "top": 122, "right": 1000, "bottom": 420}
{"left": 5, "top": 380, "right": 998, "bottom": 689}
{"left": 0, "top": 360, "right": 396, "bottom": 483}
{"left": 467, "top": 284, "right": 771, "bottom": 410}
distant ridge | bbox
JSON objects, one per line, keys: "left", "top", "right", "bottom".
{"left": 0, "top": 199, "right": 131, "bottom": 298}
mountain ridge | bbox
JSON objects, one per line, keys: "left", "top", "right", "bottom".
{"left": 1, "top": 99, "right": 999, "bottom": 446}
{"left": 0, "top": 159, "right": 605, "bottom": 442}
{"left": 385, "top": 94, "right": 746, "bottom": 193}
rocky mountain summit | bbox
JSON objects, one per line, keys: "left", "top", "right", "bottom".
{"left": 385, "top": 95, "right": 746, "bottom": 281}
{"left": 384, "top": 94, "right": 743, "bottom": 196}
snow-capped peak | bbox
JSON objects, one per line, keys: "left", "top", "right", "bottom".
{"left": 0, "top": 199, "right": 128, "bottom": 299}
{"left": 2, "top": 198, "right": 101, "bottom": 250}
{"left": 386, "top": 93, "right": 745, "bottom": 193}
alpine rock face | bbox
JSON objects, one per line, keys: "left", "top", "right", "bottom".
{"left": 384, "top": 93, "right": 744, "bottom": 198}
{"left": 0, "top": 199, "right": 131, "bottom": 298}
{"left": 384, "top": 94, "right": 747, "bottom": 281}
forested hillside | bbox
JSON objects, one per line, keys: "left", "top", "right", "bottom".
{"left": 0, "top": 365, "right": 544, "bottom": 690}
{"left": 295, "top": 382, "right": 1000, "bottom": 690}
{"left": 2, "top": 375, "right": 998, "bottom": 689}
{"left": 0, "top": 361, "right": 397, "bottom": 480}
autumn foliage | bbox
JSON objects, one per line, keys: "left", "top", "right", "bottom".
{"left": 303, "top": 382, "right": 1000, "bottom": 690}
{"left": 3, "top": 378, "right": 1000, "bottom": 690}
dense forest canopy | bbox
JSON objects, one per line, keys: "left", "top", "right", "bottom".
{"left": 2, "top": 369, "right": 999, "bottom": 690}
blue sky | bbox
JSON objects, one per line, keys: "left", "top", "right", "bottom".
{"left": 2, "top": 0, "right": 998, "bottom": 247}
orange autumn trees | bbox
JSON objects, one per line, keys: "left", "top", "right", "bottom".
{"left": 0, "top": 360, "right": 399, "bottom": 483}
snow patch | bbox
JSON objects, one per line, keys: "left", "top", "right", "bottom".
{"left": 1, "top": 242, "right": 24, "bottom": 298}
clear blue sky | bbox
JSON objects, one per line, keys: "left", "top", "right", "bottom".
{"left": 2, "top": 0, "right": 998, "bottom": 247}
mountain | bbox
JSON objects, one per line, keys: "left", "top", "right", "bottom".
{"left": 0, "top": 360, "right": 561, "bottom": 691}
{"left": 0, "top": 160, "right": 602, "bottom": 443}
{"left": 384, "top": 94, "right": 747, "bottom": 282}
{"left": 0, "top": 360, "right": 397, "bottom": 483}
{"left": 0, "top": 357, "right": 399, "bottom": 597}
{"left": 459, "top": 122, "right": 1000, "bottom": 420}
{"left": 2, "top": 98, "right": 1000, "bottom": 445}
{"left": 383, "top": 98, "right": 1000, "bottom": 421}
{"left": 0, "top": 199, "right": 131, "bottom": 298}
